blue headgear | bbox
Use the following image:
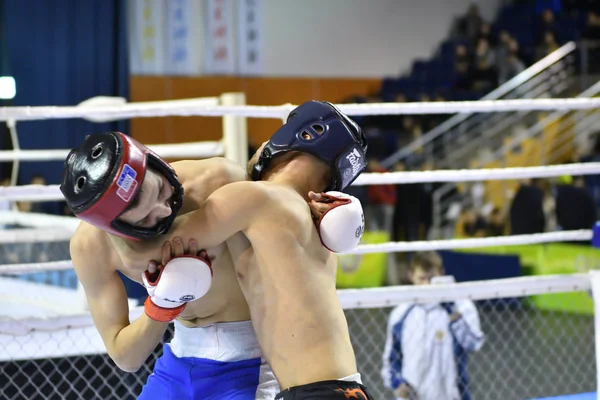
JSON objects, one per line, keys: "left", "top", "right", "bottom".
{"left": 251, "top": 101, "right": 368, "bottom": 191}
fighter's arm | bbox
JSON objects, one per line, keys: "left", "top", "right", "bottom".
{"left": 70, "top": 226, "right": 169, "bottom": 372}
{"left": 172, "top": 181, "right": 267, "bottom": 249}
{"left": 175, "top": 157, "right": 341, "bottom": 227}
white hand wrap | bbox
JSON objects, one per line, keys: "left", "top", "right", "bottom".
{"left": 316, "top": 191, "right": 365, "bottom": 253}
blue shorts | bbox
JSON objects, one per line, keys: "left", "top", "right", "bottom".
{"left": 138, "top": 321, "right": 278, "bottom": 400}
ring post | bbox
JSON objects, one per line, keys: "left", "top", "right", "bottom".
{"left": 221, "top": 92, "right": 248, "bottom": 168}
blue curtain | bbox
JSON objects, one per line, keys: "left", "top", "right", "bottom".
{"left": 2, "top": 0, "right": 128, "bottom": 187}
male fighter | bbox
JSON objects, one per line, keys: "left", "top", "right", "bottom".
{"left": 60, "top": 130, "right": 359, "bottom": 398}
{"left": 151, "top": 101, "right": 374, "bottom": 399}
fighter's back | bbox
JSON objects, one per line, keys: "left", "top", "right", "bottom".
{"left": 227, "top": 181, "right": 358, "bottom": 390}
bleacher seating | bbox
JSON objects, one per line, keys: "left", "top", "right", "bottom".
{"left": 378, "top": 2, "right": 589, "bottom": 103}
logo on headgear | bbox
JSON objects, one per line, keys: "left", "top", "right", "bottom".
{"left": 346, "top": 148, "right": 363, "bottom": 175}
{"left": 179, "top": 294, "right": 195, "bottom": 302}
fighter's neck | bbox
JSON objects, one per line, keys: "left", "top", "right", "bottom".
{"left": 263, "top": 162, "right": 326, "bottom": 201}
{"left": 107, "top": 229, "right": 162, "bottom": 253}
{"left": 266, "top": 174, "right": 319, "bottom": 201}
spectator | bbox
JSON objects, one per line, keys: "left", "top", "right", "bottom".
{"left": 495, "top": 30, "right": 513, "bottom": 67}
{"left": 509, "top": 178, "right": 546, "bottom": 234}
{"left": 454, "top": 44, "right": 473, "bottom": 90}
{"left": 381, "top": 251, "right": 484, "bottom": 400}
{"left": 365, "top": 158, "right": 396, "bottom": 233}
{"left": 419, "top": 162, "right": 435, "bottom": 240}
{"left": 535, "top": 31, "right": 559, "bottom": 61}
{"left": 536, "top": 8, "right": 559, "bottom": 45}
{"left": 417, "top": 93, "right": 435, "bottom": 131}
{"left": 365, "top": 158, "right": 398, "bottom": 283}
{"left": 498, "top": 39, "right": 526, "bottom": 84}
{"left": 457, "top": 4, "right": 483, "bottom": 40}
{"left": 486, "top": 207, "right": 506, "bottom": 236}
{"left": 387, "top": 93, "right": 408, "bottom": 134}
{"left": 475, "top": 22, "right": 497, "bottom": 46}
{"left": 471, "top": 38, "right": 498, "bottom": 91}
{"left": 397, "top": 116, "right": 422, "bottom": 149}
{"left": 392, "top": 161, "right": 426, "bottom": 245}
{"left": 555, "top": 176, "right": 597, "bottom": 233}
{"left": 395, "top": 93, "right": 408, "bottom": 103}
{"left": 429, "top": 94, "right": 449, "bottom": 130}
{"left": 582, "top": 11, "right": 600, "bottom": 70}
{"left": 583, "top": 11, "right": 600, "bottom": 41}
{"left": 458, "top": 207, "right": 487, "bottom": 237}
{"left": 16, "top": 200, "right": 32, "bottom": 213}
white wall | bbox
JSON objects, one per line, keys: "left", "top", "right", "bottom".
{"left": 261, "top": 0, "right": 502, "bottom": 78}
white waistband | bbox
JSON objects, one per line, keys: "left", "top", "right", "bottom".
{"left": 339, "top": 373, "right": 362, "bottom": 384}
{"left": 169, "top": 320, "right": 263, "bottom": 362}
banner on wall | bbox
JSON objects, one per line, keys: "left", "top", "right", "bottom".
{"left": 165, "top": 0, "right": 203, "bottom": 75}
{"left": 128, "top": 0, "right": 167, "bottom": 75}
{"left": 204, "top": 0, "right": 236, "bottom": 74}
{"left": 236, "top": 0, "right": 263, "bottom": 75}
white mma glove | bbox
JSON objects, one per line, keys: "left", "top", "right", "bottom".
{"left": 316, "top": 191, "right": 365, "bottom": 253}
{"left": 142, "top": 252, "right": 213, "bottom": 322}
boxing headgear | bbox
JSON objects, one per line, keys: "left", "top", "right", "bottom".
{"left": 60, "top": 132, "right": 183, "bottom": 241}
{"left": 251, "top": 101, "right": 368, "bottom": 191}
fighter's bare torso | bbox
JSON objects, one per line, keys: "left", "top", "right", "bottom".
{"left": 72, "top": 158, "right": 250, "bottom": 327}
{"left": 226, "top": 182, "right": 357, "bottom": 390}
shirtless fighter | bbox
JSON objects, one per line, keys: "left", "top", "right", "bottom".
{"left": 150, "top": 101, "right": 374, "bottom": 399}
{"left": 60, "top": 123, "right": 364, "bottom": 397}
{"left": 61, "top": 134, "right": 283, "bottom": 399}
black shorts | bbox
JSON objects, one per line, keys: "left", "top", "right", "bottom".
{"left": 274, "top": 379, "right": 374, "bottom": 400}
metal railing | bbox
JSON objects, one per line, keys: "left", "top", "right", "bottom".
{"left": 381, "top": 41, "right": 578, "bottom": 170}
{"left": 432, "top": 79, "right": 600, "bottom": 238}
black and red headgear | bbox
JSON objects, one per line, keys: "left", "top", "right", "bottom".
{"left": 60, "top": 132, "right": 183, "bottom": 241}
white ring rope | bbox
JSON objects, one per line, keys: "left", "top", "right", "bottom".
{"left": 0, "top": 260, "right": 73, "bottom": 275}
{"left": 1, "top": 98, "right": 600, "bottom": 121}
{"left": 0, "top": 140, "right": 223, "bottom": 162}
{"left": 345, "top": 230, "right": 592, "bottom": 255}
{"left": 0, "top": 211, "right": 79, "bottom": 231}
{"left": 0, "top": 273, "right": 590, "bottom": 335}
{"left": 0, "top": 229, "right": 75, "bottom": 244}
{"left": 3, "top": 162, "right": 600, "bottom": 202}
{"left": 352, "top": 162, "right": 600, "bottom": 185}
{"left": 0, "top": 230, "right": 592, "bottom": 274}
{"left": 0, "top": 97, "right": 221, "bottom": 123}
{"left": 336, "top": 273, "right": 591, "bottom": 309}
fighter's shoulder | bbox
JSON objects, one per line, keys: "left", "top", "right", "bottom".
{"left": 70, "top": 223, "right": 117, "bottom": 270}
{"left": 172, "top": 157, "right": 246, "bottom": 185}
{"left": 213, "top": 180, "right": 270, "bottom": 203}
